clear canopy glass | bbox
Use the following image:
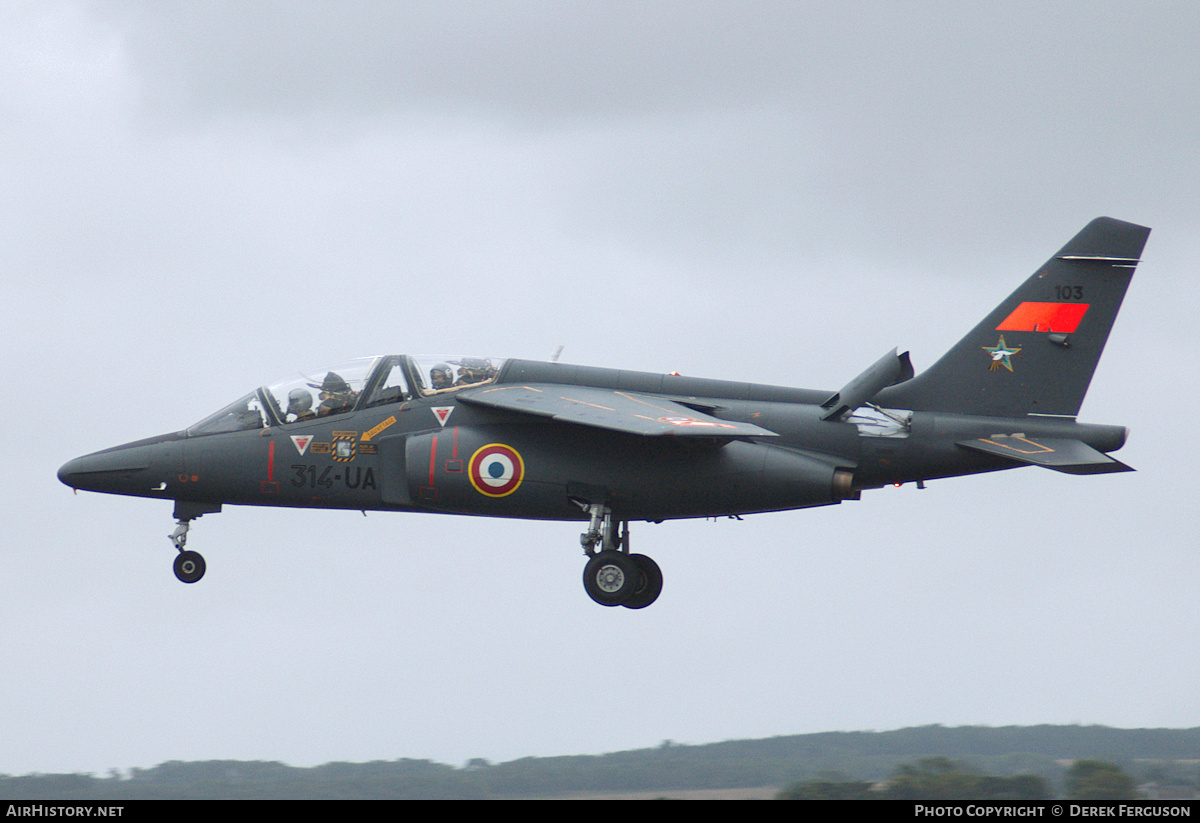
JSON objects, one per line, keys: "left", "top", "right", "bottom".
{"left": 263, "top": 357, "right": 380, "bottom": 425}
{"left": 408, "top": 355, "right": 501, "bottom": 395}
{"left": 186, "top": 355, "right": 506, "bottom": 436}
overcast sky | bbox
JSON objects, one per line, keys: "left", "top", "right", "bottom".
{"left": 4, "top": 1, "right": 1199, "bottom": 777}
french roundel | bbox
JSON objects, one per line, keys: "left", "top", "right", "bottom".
{"left": 468, "top": 443, "right": 525, "bottom": 498}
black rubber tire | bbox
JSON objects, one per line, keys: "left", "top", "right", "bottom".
{"left": 582, "top": 551, "right": 640, "bottom": 606}
{"left": 621, "top": 554, "right": 663, "bottom": 609}
{"left": 173, "top": 550, "right": 206, "bottom": 584}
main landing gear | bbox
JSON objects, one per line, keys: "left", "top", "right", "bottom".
{"left": 579, "top": 503, "right": 662, "bottom": 609}
{"left": 168, "top": 501, "right": 220, "bottom": 584}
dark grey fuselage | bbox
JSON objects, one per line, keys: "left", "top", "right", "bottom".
{"left": 57, "top": 217, "right": 1149, "bottom": 605}
{"left": 58, "top": 356, "right": 1127, "bottom": 523}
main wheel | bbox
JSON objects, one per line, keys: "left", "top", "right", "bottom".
{"left": 173, "top": 550, "right": 206, "bottom": 584}
{"left": 621, "top": 554, "right": 662, "bottom": 609}
{"left": 583, "top": 551, "right": 640, "bottom": 607}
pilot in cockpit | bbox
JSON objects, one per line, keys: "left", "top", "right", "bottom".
{"left": 285, "top": 388, "right": 316, "bottom": 423}
{"left": 454, "top": 358, "right": 497, "bottom": 386}
{"left": 430, "top": 363, "right": 454, "bottom": 391}
{"left": 312, "top": 372, "right": 356, "bottom": 417}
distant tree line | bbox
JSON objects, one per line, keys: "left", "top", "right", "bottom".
{"left": 778, "top": 756, "right": 1140, "bottom": 800}
{"left": 0, "top": 725, "right": 1192, "bottom": 800}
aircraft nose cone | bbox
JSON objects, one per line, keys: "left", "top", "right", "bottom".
{"left": 58, "top": 433, "right": 184, "bottom": 497}
{"left": 57, "top": 455, "right": 94, "bottom": 488}
{"left": 58, "top": 449, "right": 152, "bottom": 493}
{"left": 57, "top": 451, "right": 150, "bottom": 489}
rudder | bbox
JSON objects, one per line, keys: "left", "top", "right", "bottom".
{"left": 878, "top": 217, "right": 1150, "bottom": 418}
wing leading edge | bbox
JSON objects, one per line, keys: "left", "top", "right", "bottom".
{"left": 457, "top": 384, "right": 778, "bottom": 438}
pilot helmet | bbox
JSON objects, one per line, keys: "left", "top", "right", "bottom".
{"left": 286, "top": 388, "right": 312, "bottom": 414}
{"left": 430, "top": 363, "right": 454, "bottom": 389}
{"left": 456, "top": 357, "right": 495, "bottom": 384}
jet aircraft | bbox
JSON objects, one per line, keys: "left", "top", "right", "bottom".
{"left": 59, "top": 217, "right": 1149, "bottom": 608}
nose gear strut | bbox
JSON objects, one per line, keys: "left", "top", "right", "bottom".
{"left": 168, "top": 501, "right": 220, "bottom": 584}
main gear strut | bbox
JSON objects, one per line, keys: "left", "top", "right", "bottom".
{"left": 575, "top": 502, "right": 660, "bottom": 608}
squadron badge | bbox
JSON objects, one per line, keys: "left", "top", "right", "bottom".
{"left": 983, "top": 336, "right": 1022, "bottom": 372}
{"left": 331, "top": 431, "right": 358, "bottom": 462}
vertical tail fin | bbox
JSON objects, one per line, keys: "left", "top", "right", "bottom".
{"left": 879, "top": 217, "right": 1150, "bottom": 418}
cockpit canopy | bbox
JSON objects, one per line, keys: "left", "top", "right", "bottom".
{"left": 186, "top": 355, "right": 505, "bottom": 436}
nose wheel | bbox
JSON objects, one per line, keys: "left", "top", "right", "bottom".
{"left": 173, "top": 550, "right": 206, "bottom": 584}
{"left": 578, "top": 503, "right": 662, "bottom": 608}
{"left": 167, "top": 501, "right": 219, "bottom": 584}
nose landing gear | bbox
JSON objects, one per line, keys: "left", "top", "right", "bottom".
{"left": 168, "top": 501, "right": 220, "bottom": 584}
{"left": 579, "top": 503, "right": 663, "bottom": 609}
{"left": 169, "top": 518, "right": 205, "bottom": 583}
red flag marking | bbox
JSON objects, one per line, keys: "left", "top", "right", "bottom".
{"left": 997, "top": 302, "right": 1089, "bottom": 333}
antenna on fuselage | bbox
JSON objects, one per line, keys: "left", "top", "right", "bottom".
{"left": 550, "top": 345, "right": 564, "bottom": 363}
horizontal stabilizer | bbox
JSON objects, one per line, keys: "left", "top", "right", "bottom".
{"left": 958, "top": 434, "right": 1133, "bottom": 474}
{"left": 458, "top": 384, "right": 778, "bottom": 438}
{"left": 821, "top": 349, "right": 914, "bottom": 421}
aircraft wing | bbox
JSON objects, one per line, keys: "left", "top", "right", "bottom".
{"left": 957, "top": 435, "right": 1133, "bottom": 474}
{"left": 456, "top": 384, "right": 778, "bottom": 438}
